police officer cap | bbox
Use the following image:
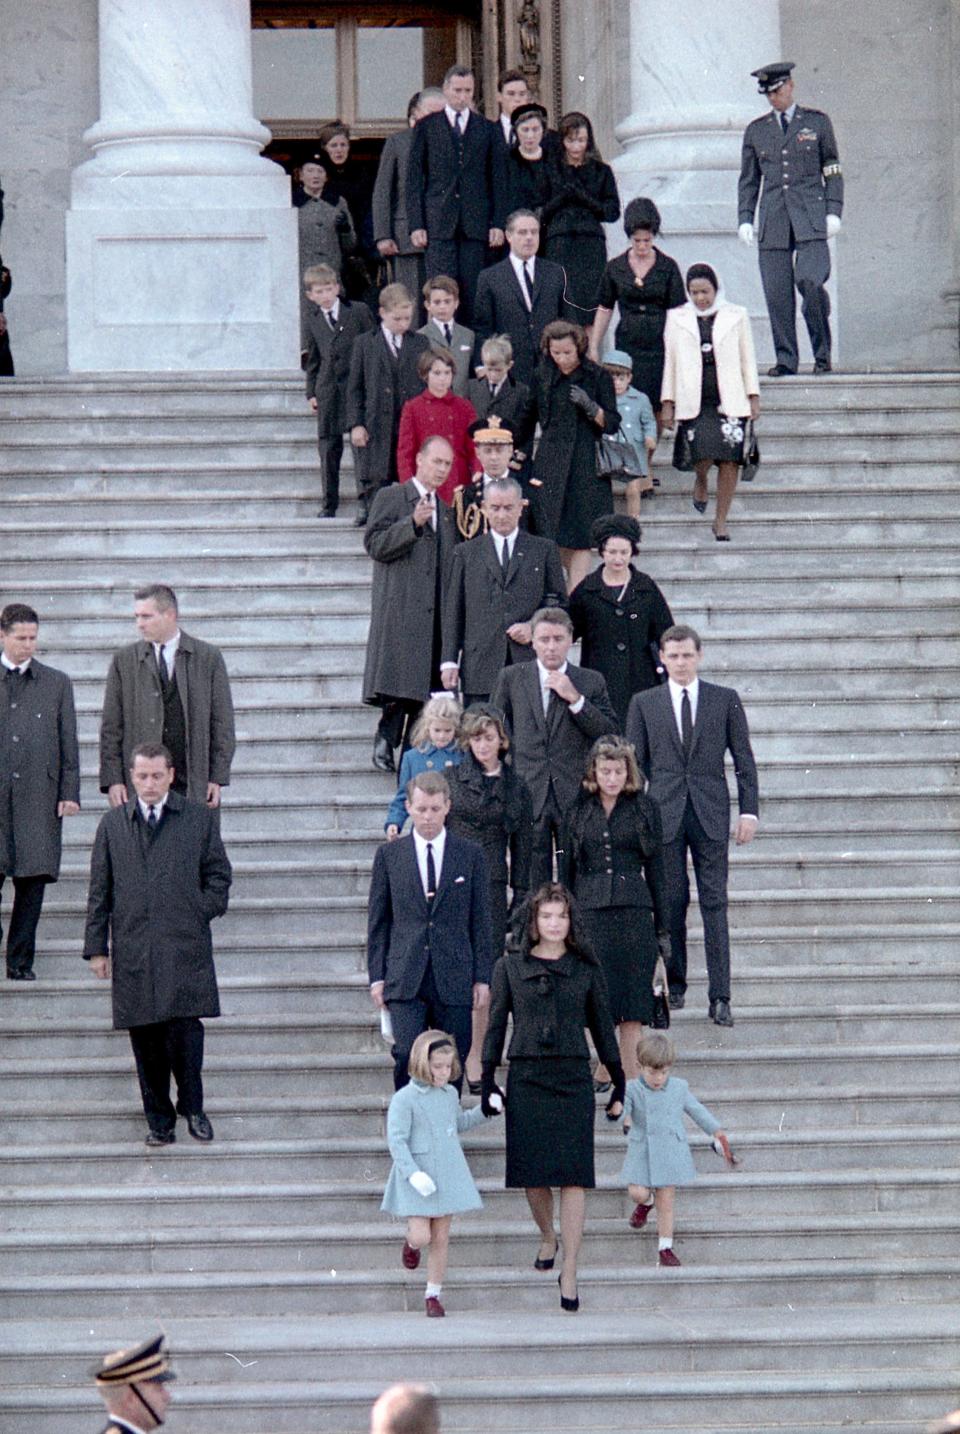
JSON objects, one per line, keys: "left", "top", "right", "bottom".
{"left": 93, "top": 1333, "right": 175, "bottom": 1387}
{"left": 751, "top": 61, "right": 795, "bottom": 93}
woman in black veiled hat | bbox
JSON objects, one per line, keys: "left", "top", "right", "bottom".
{"left": 568, "top": 515, "right": 674, "bottom": 727}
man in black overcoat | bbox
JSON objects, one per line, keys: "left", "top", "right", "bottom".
{"left": 0, "top": 603, "right": 80, "bottom": 980}
{"left": 472, "top": 210, "right": 568, "bottom": 387}
{"left": 368, "top": 770, "right": 492, "bottom": 1089}
{"left": 441, "top": 477, "right": 566, "bottom": 705}
{"left": 362, "top": 436, "right": 457, "bottom": 771}
{"left": 491, "top": 606, "right": 618, "bottom": 888}
{"left": 625, "top": 624, "right": 759, "bottom": 1027}
{"left": 84, "top": 743, "right": 232, "bottom": 1146}
{"left": 406, "top": 65, "right": 507, "bottom": 324}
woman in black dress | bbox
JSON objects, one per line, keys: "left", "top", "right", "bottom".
{"left": 568, "top": 515, "right": 674, "bottom": 727}
{"left": 318, "top": 121, "right": 376, "bottom": 303}
{"left": 589, "top": 197, "right": 685, "bottom": 418}
{"left": 559, "top": 737, "right": 669, "bottom": 1086}
{"left": 540, "top": 112, "right": 620, "bottom": 332}
{"left": 447, "top": 705, "right": 533, "bottom": 1090}
{"left": 482, "top": 883, "right": 623, "bottom": 1311}
{"left": 530, "top": 319, "right": 620, "bottom": 591}
{"left": 506, "top": 102, "right": 552, "bottom": 219}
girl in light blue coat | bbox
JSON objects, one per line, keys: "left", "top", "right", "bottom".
{"left": 619, "top": 1031, "right": 737, "bottom": 1267}
{"left": 382, "top": 1029, "right": 501, "bottom": 1316}
{"left": 384, "top": 697, "right": 463, "bottom": 836}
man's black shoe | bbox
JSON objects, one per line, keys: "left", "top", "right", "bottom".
{"left": 186, "top": 1112, "right": 214, "bottom": 1142}
{"left": 7, "top": 969, "right": 36, "bottom": 981}
{"left": 372, "top": 735, "right": 396, "bottom": 772}
{"left": 145, "top": 1128, "right": 176, "bottom": 1147}
{"left": 669, "top": 991, "right": 685, "bottom": 1010}
{"left": 711, "top": 1000, "right": 734, "bottom": 1028}
{"left": 813, "top": 359, "right": 833, "bottom": 373}
{"left": 766, "top": 364, "right": 796, "bottom": 377}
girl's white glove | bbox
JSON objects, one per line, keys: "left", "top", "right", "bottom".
{"left": 409, "top": 1171, "right": 437, "bottom": 1198}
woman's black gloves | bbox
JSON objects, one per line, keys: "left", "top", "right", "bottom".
{"left": 569, "top": 384, "right": 601, "bottom": 421}
{"left": 605, "top": 1062, "right": 626, "bottom": 1120}
{"left": 481, "top": 1065, "right": 506, "bottom": 1118}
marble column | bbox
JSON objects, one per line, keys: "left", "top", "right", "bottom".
{"left": 66, "top": 0, "right": 298, "bottom": 371}
{"left": 609, "top": 0, "right": 835, "bottom": 364}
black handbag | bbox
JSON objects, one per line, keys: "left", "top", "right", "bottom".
{"left": 596, "top": 430, "right": 643, "bottom": 479}
{"left": 741, "top": 419, "right": 760, "bottom": 482}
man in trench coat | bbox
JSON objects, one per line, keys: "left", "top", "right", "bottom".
{"left": 84, "top": 742, "right": 232, "bottom": 1146}
{"left": 362, "top": 436, "right": 457, "bottom": 771}
{"left": 0, "top": 602, "right": 80, "bottom": 980}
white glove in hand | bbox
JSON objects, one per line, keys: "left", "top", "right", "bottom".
{"left": 738, "top": 222, "right": 754, "bottom": 247}
{"left": 826, "top": 214, "right": 842, "bottom": 238}
{"left": 409, "top": 1171, "right": 437, "bottom": 1198}
{"left": 486, "top": 1091, "right": 504, "bottom": 1113}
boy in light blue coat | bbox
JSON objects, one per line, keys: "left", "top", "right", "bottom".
{"left": 618, "top": 1031, "right": 737, "bottom": 1267}
{"left": 602, "top": 350, "right": 658, "bottom": 517}
{"left": 382, "top": 1029, "right": 500, "bottom": 1317}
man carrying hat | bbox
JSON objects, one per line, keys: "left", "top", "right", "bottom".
{"left": 738, "top": 61, "right": 843, "bottom": 376}
{"left": 94, "top": 1332, "right": 174, "bottom": 1432}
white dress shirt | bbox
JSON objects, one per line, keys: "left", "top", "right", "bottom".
{"left": 1, "top": 655, "right": 31, "bottom": 674}
{"left": 153, "top": 632, "right": 180, "bottom": 680}
{"left": 410, "top": 477, "right": 437, "bottom": 530}
{"left": 536, "top": 658, "right": 584, "bottom": 716}
{"left": 509, "top": 252, "right": 535, "bottom": 310}
{"left": 668, "top": 676, "right": 699, "bottom": 738}
{"left": 500, "top": 112, "right": 513, "bottom": 145}
{"left": 381, "top": 323, "right": 401, "bottom": 355}
{"left": 445, "top": 105, "right": 467, "bottom": 133}
{"left": 137, "top": 793, "right": 170, "bottom": 824}
{"left": 412, "top": 826, "right": 446, "bottom": 897}
{"left": 321, "top": 301, "right": 340, "bottom": 326}
{"left": 491, "top": 529, "right": 518, "bottom": 565}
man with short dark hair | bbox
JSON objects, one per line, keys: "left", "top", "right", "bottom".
{"left": 407, "top": 65, "right": 507, "bottom": 324}
{"left": 472, "top": 210, "right": 568, "bottom": 386}
{"left": 0, "top": 602, "right": 80, "bottom": 980}
{"left": 99, "top": 585, "right": 235, "bottom": 810}
{"left": 84, "top": 742, "right": 232, "bottom": 1146}
{"left": 371, "top": 1383, "right": 440, "bottom": 1434}
{"left": 626, "top": 625, "right": 759, "bottom": 1027}
{"left": 367, "top": 770, "right": 492, "bottom": 1089}
{"left": 492, "top": 607, "right": 618, "bottom": 887}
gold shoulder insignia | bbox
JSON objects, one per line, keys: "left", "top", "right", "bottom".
{"left": 822, "top": 162, "right": 842, "bottom": 178}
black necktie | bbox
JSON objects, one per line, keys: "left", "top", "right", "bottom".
{"left": 681, "top": 689, "right": 693, "bottom": 756}
{"left": 155, "top": 646, "right": 169, "bottom": 689}
{"left": 522, "top": 261, "right": 534, "bottom": 308}
{"left": 780, "top": 112, "right": 789, "bottom": 136}
{"left": 426, "top": 843, "right": 437, "bottom": 905}
{"left": 326, "top": 309, "right": 336, "bottom": 331}
{"left": 443, "top": 323, "right": 452, "bottom": 346}
{"left": 147, "top": 805, "right": 158, "bottom": 829}
{"left": 500, "top": 536, "right": 511, "bottom": 577}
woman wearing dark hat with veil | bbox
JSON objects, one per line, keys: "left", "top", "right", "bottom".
{"left": 568, "top": 515, "right": 674, "bottom": 727}
{"left": 589, "top": 197, "right": 685, "bottom": 420}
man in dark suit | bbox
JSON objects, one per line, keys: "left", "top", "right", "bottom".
{"left": 441, "top": 477, "right": 566, "bottom": 704}
{"left": 492, "top": 606, "right": 618, "bottom": 888}
{"left": 0, "top": 602, "right": 80, "bottom": 980}
{"left": 625, "top": 624, "right": 759, "bottom": 1027}
{"left": 738, "top": 61, "right": 843, "bottom": 376}
{"left": 472, "top": 210, "right": 568, "bottom": 387}
{"left": 407, "top": 65, "right": 507, "bottom": 325}
{"left": 362, "top": 437, "right": 457, "bottom": 771}
{"left": 84, "top": 743, "right": 232, "bottom": 1145}
{"left": 368, "top": 770, "right": 492, "bottom": 1089}
{"left": 303, "top": 262, "right": 374, "bottom": 517}
{"left": 99, "top": 584, "right": 235, "bottom": 811}
{"left": 372, "top": 89, "right": 445, "bottom": 320}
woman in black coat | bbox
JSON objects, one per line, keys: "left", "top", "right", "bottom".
{"left": 482, "top": 883, "right": 623, "bottom": 1312}
{"left": 540, "top": 112, "right": 620, "bottom": 331}
{"left": 530, "top": 320, "right": 620, "bottom": 591}
{"left": 589, "top": 197, "right": 686, "bottom": 416}
{"left": 559, "top": 737, "right": 669, "bottom": 1085}
{"left": 447, "top": 705, "right": 533, "bottom": 1089}
{"left": 505, "top": 102, "right": 552, "bottom": 219}
{"left": 568, "top": 515, "right": 674, "bottom": 726}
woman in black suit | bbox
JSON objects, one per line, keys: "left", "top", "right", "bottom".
{"left": 482, "top": 883, "right": 623, "bottom": 1312}
{"left": 568, "top": 515, "right": 674, "bottom": 726}
{"left": 559, "top": 736, "right": 670, "bottom": 1085}
{"left": 540, "top": 112, "right": 620, "bottom": 333}
{"left": 506, "top": 102, "right": 552, "bottom": 219}
{"left": 447, "top": 704, "right": 533, "bottom": 1090}
{"left": 589, "top": 197, "right": 685, "bottom": 417}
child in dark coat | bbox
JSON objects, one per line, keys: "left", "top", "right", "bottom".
{"left": 303, "top": 263, "right": 374, "bottom": 517}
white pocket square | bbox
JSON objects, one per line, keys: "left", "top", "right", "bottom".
{"left": 454, "top": 875, "right": 466, "bottom": 884}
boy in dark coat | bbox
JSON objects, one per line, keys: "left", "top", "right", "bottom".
{"left": 304, "top": 263, "right": 374, "bottom": 517}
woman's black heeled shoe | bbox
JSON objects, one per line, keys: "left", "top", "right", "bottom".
{"left": 534, "top": 1238, "right": 558, "bottom": 1271}
{"left": 466, "top": 1078, "right": 482, "bottom": 1095}
{"left": 557, "top": 1275, "right": 579, "bottom": 1312}
{"left": 692, "top": 498, "right": 708, "bottom": 514}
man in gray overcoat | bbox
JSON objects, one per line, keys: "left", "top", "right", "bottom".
{"left": 371, "top": 89, "right": 445, "bottom": 318}
{"left": 362, "top": 436, "right": 457, "bottom": 772}
{"left": 84, "top": 742, "right": 233, "bottom": 1146}
{"left": 0, "top": 602, "right": 80, "bottom": 980}
{"left": 99, "top": 584, "right": 235, "bottom": 811}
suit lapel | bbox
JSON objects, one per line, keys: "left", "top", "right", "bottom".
{"left": 430, "top": 833, "right": 456, "bottom": 913}
{"left": 526, "top": 660, "right": 548, "bottom": 732}
{"left": 403, "top": 836, "right": 429, "bottom": 914}
{"left": 658, "top": 683, "right": 685, "bottom": 761}
{"left": 688, "top": 681, "right": 711, "bottom": 760}
{"left": 481, "top": 531, "right": 503, "bottom": 584}
{"left": 504, "top": 261, "right": 528, "bottom": 312}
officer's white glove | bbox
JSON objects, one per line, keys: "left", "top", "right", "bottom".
{"left": 409, "top": 1171, "right": 437, "bottom": 1198}
{"left": 738, "top": 223, "right": 754, "bottom": 247}
{"left": 826, "top": 214, "right": 842, "bottom": 238}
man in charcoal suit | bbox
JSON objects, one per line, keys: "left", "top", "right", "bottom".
{"left": 367, "top": 770, "right": 492, "bottom": 1089}
{"left": 372, "top": 88, "right": 445, "bottom": 320}
{"left": 492, "top": 607, "right": 618, "bottom": 889}
{"left": 441, "top": 477, "right": 566, "bottom": 705}
{"left": 626, "top": 624, "right": 759, "bottom": 1027}
{"left": 472, "top": 210, "right": 568, "bottom": 387}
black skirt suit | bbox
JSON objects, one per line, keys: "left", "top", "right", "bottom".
{"left": 597, "top": 249, "right": 686, "bottom": 409}
{"left": 483, "top": 948, "right": 620, "bottom": 1187}
{"left": 568, "top": 566, "right": 674, "bottom": 726}
{"left": 446, "top": 754, "right": 534, "bottom": 960}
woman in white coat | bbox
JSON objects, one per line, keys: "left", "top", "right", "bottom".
{"left": 660, "top": 263, "right": 760, "bottom": 541}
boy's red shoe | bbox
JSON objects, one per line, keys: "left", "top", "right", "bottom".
{"left": 425, "top": 1296, "right": 446, "bottom": 1317}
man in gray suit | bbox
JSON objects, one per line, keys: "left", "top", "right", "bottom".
{"left": 625, "top": 625, "right": 758, "bottom": 1027}
{"left": 492, "top": 607, "right": 618, "bottom": 889}
{"left": 372, "top": 88, "right": 445, "bottom": 319}
{"left": 99, "top": 584, "right": 235, "bottom": 810}
{"left": 738, "top": 60, "right": 843, "bottom": 376}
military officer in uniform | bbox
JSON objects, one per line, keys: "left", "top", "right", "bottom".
{"left": 93, "top": 1332, "right": 175, "bottom": 1432}
{"left": 738, "top": 61, "right": 843, "bottom": 375}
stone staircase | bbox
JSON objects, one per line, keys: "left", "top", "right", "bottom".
{"left": 0, "top": 372, "right": 957, "bottom": 1433}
